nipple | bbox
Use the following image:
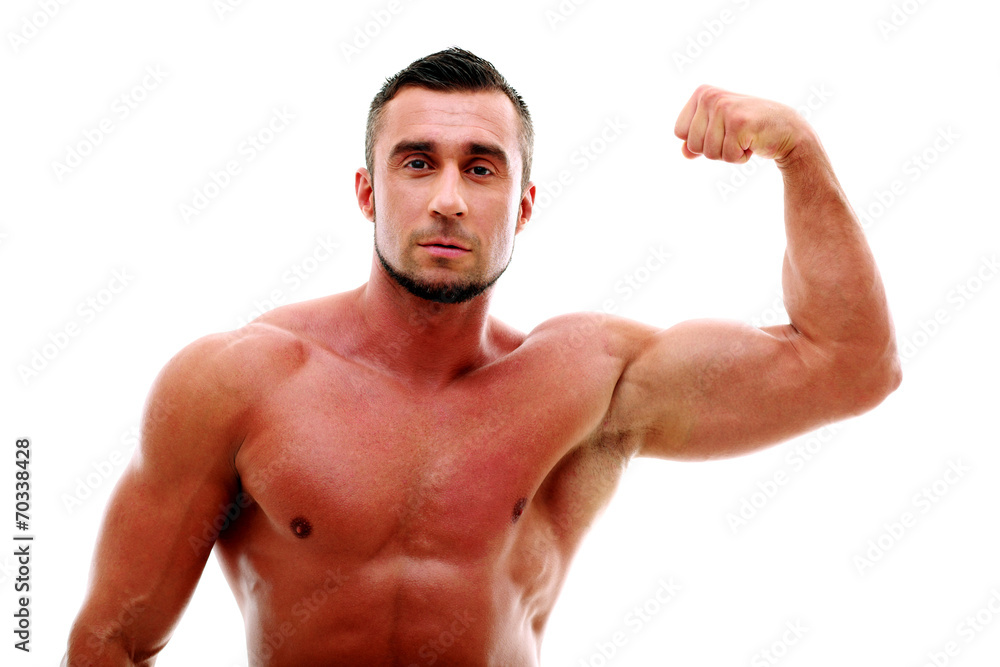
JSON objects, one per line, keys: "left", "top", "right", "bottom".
{"left": 290, "top": 516, "right": 312, "bottom": 538}
{"left": 511, "top": 497, "right": 527, "bottom": 524}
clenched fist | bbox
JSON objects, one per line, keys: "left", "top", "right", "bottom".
{"left": 674, "top": 85, "right": 814, "bottom": 165}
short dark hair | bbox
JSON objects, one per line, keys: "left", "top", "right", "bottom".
{"left": 365, "top": 47, "right": 534, "bottom": 193}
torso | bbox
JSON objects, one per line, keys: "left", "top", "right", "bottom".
{"left": 213, "top": 294, "right": 636, "bottom": 666}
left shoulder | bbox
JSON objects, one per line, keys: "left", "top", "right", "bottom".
{"left": 526, "top": 311, "right": 660, "bottom": 363}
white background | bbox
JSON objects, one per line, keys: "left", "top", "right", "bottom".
{"left": 2, "top": 0, "right": 998, "bottom": 665}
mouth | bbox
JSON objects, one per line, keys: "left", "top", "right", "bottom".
{"left": 418, "top": 238, "right": 471, "bottom": 258}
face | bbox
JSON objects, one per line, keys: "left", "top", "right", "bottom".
{"left": 356, "top": 87, "right": 534, "bottom": 304}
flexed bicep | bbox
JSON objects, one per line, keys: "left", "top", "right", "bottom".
{"left": 606, "top": 317, "right": 861, "bottom": 461}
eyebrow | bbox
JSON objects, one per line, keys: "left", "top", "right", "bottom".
{"left": 387, "top": 140, "right": 509, "bottom": 170}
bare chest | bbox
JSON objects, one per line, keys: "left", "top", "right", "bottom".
{"left": 232, "top": 347, "right": 621, "bottom": 559}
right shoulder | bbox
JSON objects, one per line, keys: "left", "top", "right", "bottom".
{"left": 142, "top": 322, "right": 309, "bottom": 446}
{"left": 156, "top": 321, "right": 308, "bottom": 396}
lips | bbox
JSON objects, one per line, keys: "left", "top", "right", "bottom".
{"left": 418, "top": 237, "right": 470, "bottom": 251}
{"left": 419, "top": 244, "right": 470, "bottom": 259}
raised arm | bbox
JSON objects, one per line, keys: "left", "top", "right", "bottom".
{"left": 62, "top": 333, "right": 249, "bottom": 666}
{"left": 606, "top": 85, "right": 901, "bottom": 460}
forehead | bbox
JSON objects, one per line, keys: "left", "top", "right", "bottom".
{"left": 377, "top": 87, "right": 521, "bottom": 159}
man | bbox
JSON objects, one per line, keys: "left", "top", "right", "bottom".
{"left": 63, "top": 47, "right": 900, "bottom": 666}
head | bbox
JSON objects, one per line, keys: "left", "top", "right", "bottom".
{"left": 356, "top": 47, "right": 535, "bottom": 304}
{"left": 365, "top": 47, "right": 534, "bottom": 195}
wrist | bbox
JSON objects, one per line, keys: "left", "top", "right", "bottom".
{"left": 775, "top": 125, "right": 826, "bottom": 172}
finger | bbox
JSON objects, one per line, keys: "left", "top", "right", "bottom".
{"left": 701, "top": 103, "right": 727, "bottom": 160}
{"left": 684, "top": 96, "right": 711, "bottom": 157}
{"left": 673, "top": 87, "right": 703, "bottom": 141}
{"left": 721, "top": 125, "right": 752, "bottom": 163}
{"left": 680, "top": 141, "right": 699, "bottom": 159}
{"left": 721, "top": 107, "right": 757, "bottom": 163}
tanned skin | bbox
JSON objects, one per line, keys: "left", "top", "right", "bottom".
{"left": 63, "top": 85, "right": 900, "bottom": 666}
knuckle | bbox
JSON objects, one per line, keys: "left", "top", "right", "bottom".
{"left": 703, "top": 86, "right": 725, "bottom": 102}
{"left": 715, "top": 97, "right": 734, "bottom": 113}
{"left": 727, "top": 111, "right": 750, "bottom": 130}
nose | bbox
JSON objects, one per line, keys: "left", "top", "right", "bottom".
{"left": 428, "top": 164, "right": 468, "bottom": 218}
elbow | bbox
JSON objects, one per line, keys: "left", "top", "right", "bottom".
{"left": 64, "top": 624, "right": 150, "bottom": 667}
{"left": 64, "top": 636, "right": 130, "bottom": 667}
{"left": 857, "top": 356, "right": 902, "bottom": 414}
{"left": 835, "top": 343, "right": 902, "bottom": 417}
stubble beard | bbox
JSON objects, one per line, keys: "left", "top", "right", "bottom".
{"left": 373, "top": 221, "right": 512, "bottom": 305}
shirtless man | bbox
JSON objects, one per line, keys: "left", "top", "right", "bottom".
{"left": 63, "top": 48, "right": 901, "bottom": 666}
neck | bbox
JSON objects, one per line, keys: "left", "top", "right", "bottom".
{"left": 350, "top": 256, "right": 495, "bottom": 387}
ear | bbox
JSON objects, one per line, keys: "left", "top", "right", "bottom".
{"left": 514, "top": 182, "right": 535, "bottom": 235}
{"left": 355, "top": 168, "right": 375, "bottom": 222}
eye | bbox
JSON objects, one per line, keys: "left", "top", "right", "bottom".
{"left": 469, "top": 165, "right": 492, "bottom": 176}
{"left": 405, "top": 158, "right": 429, "bottom": 170}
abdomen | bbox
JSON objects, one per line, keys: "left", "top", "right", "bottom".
{"left": 224, "top": 543, "right": 542, "bottom": 667}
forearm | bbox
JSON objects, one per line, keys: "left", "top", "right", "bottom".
{"left": 774, "top": 130, "right": 900, "bottom": 399}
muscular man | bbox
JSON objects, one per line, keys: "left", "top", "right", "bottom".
{"left": 63, "top": 48, "right": 900, "bottom": 666}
